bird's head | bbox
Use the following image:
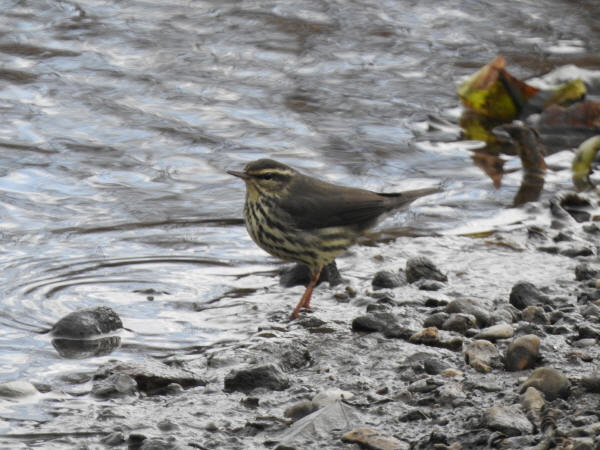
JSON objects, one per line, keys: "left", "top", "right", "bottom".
{"left": 228, "top": 159, "right": 297, "bottom": 198}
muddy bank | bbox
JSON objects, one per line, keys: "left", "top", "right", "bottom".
{"left": 2, "top": 191, "right": 599, "bottom": 449}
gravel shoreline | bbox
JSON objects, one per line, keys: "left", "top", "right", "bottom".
{"left": 1, "top": 191, "right": 599, "bottom": 449}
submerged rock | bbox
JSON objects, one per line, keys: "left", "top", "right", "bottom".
{"left": 51, "top": 306, "right": 122, "bottom": 339}
{"left": 372, "top": 270, "right": 405, "bottom": 289}
{"left": 442, "top": 313, "right": 477, "bottom": 334}
{"left": 445, "top": 299, "right": 490, "bottom": 327}
{"left": 92, "top": 373, "right": 137, "bottom": 398}
{"left": 575, "top": 263, "right": 599, "bottom": 281}
{"left": 224, "top": 364, "right": 290, "bottom": 393}
{"left": 95, "top": 358, "right": 205, "bottom": 395}
{"left": 509, "top": 281, "right": 551, "bottom": 310}
{"left": 406, "top": 257, "right": 447, "bottom": 283}
{"left": 520, "top": 367, "right": 570, "bottom": 401}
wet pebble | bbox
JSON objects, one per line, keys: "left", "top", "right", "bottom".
{"left": 445, "top": 298, "right": 490, "bottom": 327}
{"left": 101, "top": 431, "right": 125, "bottom": 446}
{"left": 92, "top": 373, "right": 137, "bottom": 398}
{"left": 51, "top": 305, "right": 122, "bottom": 338}
{"left": 95, "top": 359, "right": 205, "bottom": 395}
{"left": 504, "top": 334, "right": 540, "bottom": 371}
{"left": 413, "top": 279, "right": 445, "bottom": 291}
{"left": 157, "top": 419, "right": 179, "bottom": 431}
{"left": 520, "top": 367, "right": 570, "bottom": 400}
{"left": 521, "top": 386, "right": 544, "bottom": 416}
{"left": 405, "top": 256, "right": 447, "bottom": 283}
{"left": 521, "top": 305, "right": 549, "bottom": 324}
{"left": 474, "top": 323, "right": 514, "bottom": 341}
{"left": 509, "top": 281, "right": 551, "bottom": 310}
{"left": 580, "top": 373, "right": 600, "bottom": 393}
{"left": 352, "top": 312, "right": 397, "bottom": 333}
{"left": 372, "top": 270, "right": 405, "bottom": 289}
{"left": 484, "top": 405, "right": 534, "bottom": 436}
{"left": 423, "top": 312, "right": 448, "bottom": 329}
{"left": 442, "top": 313, "right": 477, "bottom": 334}
{"left": 224, "top": 364, "right": 290, "bottom": 393}
{"left": 0, "top": 380, "right": 38, "bottom": 398}
{"left": 437, "top": 382, "right": 467, "bottom": 406}
{"left": 575, "top": 263, "right": 598, "bottom": 281}
{"left": 341, "top": 427, "right": 408, "bottom": 450}
{"left": 285, "top": 400, "right": 318, "bottom": 421}
{"left": 560, "top": 246, "right": 594, "bottom": 257}
{"left": 409, "top": 327, "right": 463, "bottom": 351}
{"left": 577, "top": 323, "right": 600, "bottom": 340}
{"left": 464, "top": 340, "right": 500, "bottom": 373}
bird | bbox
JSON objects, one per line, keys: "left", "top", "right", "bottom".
{"left": 228, "top": 158, "right": 437, "bottom": 319}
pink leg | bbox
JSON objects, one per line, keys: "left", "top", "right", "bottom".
{"left": 290, "top": 267, "right": 322, "bottom": 319}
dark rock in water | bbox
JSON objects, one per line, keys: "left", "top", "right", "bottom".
{"left": 580, "top": 373, "right": 600, "bottom": 393}
{"left": 490, "top": 304, "right": 521, "bottom": 324}
{"left": 521, "top": 305, "right": 549, "bottom": 324}
{"left": 485, "top": 405, "right": 533, "bottom": 436}
{"left": 352, "top": 312, "right": 397, "bottom": 333}
{"left": 52, "top": 336, "right": 121, "bottom": 359}
{"left": 442, "top": 313, "right": 477, "bottom": 334}
{"left": 560, "top": 246, "right": 593, "bottom": 257}
{"left": 414, "top": 279, "right": 445, "bottom": 291}
{"left": 577, "top": 288, "right": 600, "bottom": 304}
{"left": 423, "top": 312, "right": 448, "bottom": 329}
{"left": 92, "top": 373, "right": 137, "bottom": 398}
{"left": 371, "top": 270, "right": 405, "bottom": 289}
{"left": 51, "top": 306, "right": 122, "bottom": 339}
{"left": 224, "top": 364, "right": 289, "bottom": 393}
{"left": 445, "top": 299, "right": 490, "bottom": 327}
{"left": 280, "top": 261, "right": 341, "bottom": 288}
{"left": 406, "top": 257, "right": 447, "bottom": 283}
{"left": 577, "top": 323, "right": 600, "bottom": 340}
{"left": 520, "top": 367, "right": 570, "bottom": 400}
{"left": 95, "top": 359, "right": 205, "bottom": 395}
{"left": 575, "top": 263, "right": 598, "bottom": 281}
{"left": 352, "top": 312, "right": 414, "bottom": 340}
{"left": 504, "top": 334, "right": 540, "bottom": 371}
{"left": 509, "top": 281, "right": 551, "bottom": 310}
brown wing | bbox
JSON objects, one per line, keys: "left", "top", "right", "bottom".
{"left": 279, "top": 175, "right": 398, "bottom": 231}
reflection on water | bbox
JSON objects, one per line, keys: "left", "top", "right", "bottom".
{"left": 0, "top": 0, "right": 599, "bottom": 435}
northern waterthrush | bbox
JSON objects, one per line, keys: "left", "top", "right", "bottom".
{"left": 228, "top": 159, "right": 436, "bottom": 319}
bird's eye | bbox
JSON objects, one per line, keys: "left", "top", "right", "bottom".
{"left": 260, "top": 173, "right": 273, "bottom": 180}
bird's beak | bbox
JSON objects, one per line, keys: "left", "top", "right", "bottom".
{"left": 227, "top": 170, "right": 250, "bottom": 180}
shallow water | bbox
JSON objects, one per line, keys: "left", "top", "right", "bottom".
{"left": 0, "top": 0, "right": 599, "bottom": 436}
